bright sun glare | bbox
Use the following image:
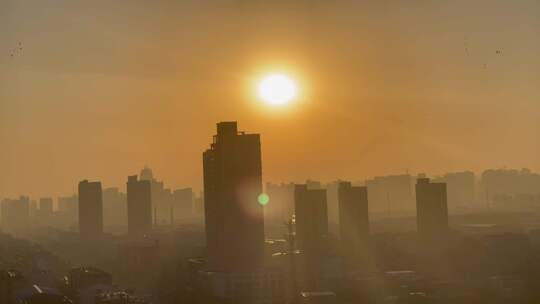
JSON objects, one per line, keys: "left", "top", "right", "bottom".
{"left": 257, "top": 73, "right": 298, "bottom": 106}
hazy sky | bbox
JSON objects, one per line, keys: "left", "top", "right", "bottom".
{"left": 1, "top": 1, "right": 539, "bottom": 198}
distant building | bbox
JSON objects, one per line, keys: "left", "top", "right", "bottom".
{"left": 193, "top": 192, "right": 204, "bottom": 219}
{"left": 338, "top": 181, "right": 369, "bottom": 259}
{"left": 126, "top": 175, "right": 152, "bottom": 237}
{"left": 103, "top": 187, "right": 127, "bottom": 228}
{"left": 57, "top": 195, "right": 78, "bottom": 226}
{"left": 294, "top": 184, "right": 328, "bottom": 290}
{"left": 306, "top": 180, "right": 322, "bottom": 190}
{"left": 325, "top": 180, "right": 343, "bottom": 231}
{"left": 1, "top": 196, "right": 30, "bottom": 234}
{"left": 265, "top": 182, "right": 295, "bottom": 224}
{"left": 172, "top": 187, "right": 193, "bottom": 221}
{"left": 415, "top": 178, "right": 448, "bottom": 240}
{"left": 433, "top": 171, "right": 475, "bottom": 210}
{"left": 29, "top": 200, "right": 38, "bottom": 218}
{"left": 202, "top": 121, "right": 264, "bottom": 271}
{"left": 294, "top": 184, "right": 328, "bottom": 254}
{"left": 78, "top": 180, "right": 103, "bottom": 239}
{"left": 365, "top": 174, "right": 414, "bottom": 214}
{"left": 481, "top": 168, "right": 540, "bottom": 210}
{"left": 139, "top": 168, "right": 172, "bottom": 225}
{"left": 39, "top": 198, "right": 53, "bottom": 215}
{"left": 139, "top": 166, "right": 153, "bottom": 182}
{"left": 37, "top": 198, "right": 54, "bottom": 225}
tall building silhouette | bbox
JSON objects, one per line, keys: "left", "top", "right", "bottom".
{"left": 203, "top": 121, "right": 264, "bottom": 271}
{"left": 78, "top": 180, "right": 103, "bottom": 239}
{"left": 338, "top": 181, "right": 369, "bottom": 258}
{"left": 127, "top": 175, "right": 152, "bottom": 237}
{"left": 294, "top": 184, "right": 328, "bottom": 290}
{"left": 294, "top": 184, "right": 328, "bottom": 255}
{"left": 415, "top": 178, "right": 448, "bottom": 240}
{"left": 139, "top": 167, "right": 172, "bottom": 225}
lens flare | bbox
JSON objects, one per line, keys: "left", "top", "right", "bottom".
{"left": 257, "top": 193, "right": 270, "bottom": 206}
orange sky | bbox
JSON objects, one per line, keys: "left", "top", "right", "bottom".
{"left": 1, "top": 1, "right": 539, "bottom": 198}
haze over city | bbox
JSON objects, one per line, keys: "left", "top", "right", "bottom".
{"left": 1, "top": 2, "right": 540, "bottom": 304}
{"left": 2, "top": 1, "right": 539, "bottom": 198}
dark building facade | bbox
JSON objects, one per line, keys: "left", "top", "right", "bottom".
{"left": 294, "top": 184, "right": 328, "bottom": 255}
{"left": 338, "top": 181, "right": 369, "bottom": 258}
{"left": 127, "top": 175, "right": 152, "bottom": 237}
{"left": 203, "top": 121, "right": 264, "bottom": 272}
{"left": 78, "top": 180, "right": 103, "bottom": 239}
{"left": 294, "top": 184, "right": 329, "bottom": 290}
{"left": 415, "top": 178, "right": 448, "bottom": 240}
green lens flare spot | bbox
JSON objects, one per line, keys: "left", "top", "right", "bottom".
{"left": 258, "top": 193, "right": 270, "bottom": 206}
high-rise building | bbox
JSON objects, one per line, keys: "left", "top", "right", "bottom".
{"left": 127, "top": 175, "right": 152, "bottom": 237}
{"left": 139, "top": 167, "right": 172, "bottom": 225}
{"left": 294, "top": 184, "right": 328, "bottom": 255}
{"left": 37, "top": 197, "right": 54, "bottom": 226}
{"left": 294, "top": 184, "right": 329, "bottom": 290}
{"left": 415, "top": 178, "right": 448, "bottom": 240}
{"left": 78, "top": 180, "right": 103, "bottom": 239}
{"left": 325, "top": 180, "right": 344, "bottom": 231}
{"left": 338, "top": 181, "right": 369, "bottom": 258}
{"left": 203, "top": 121, "right": 264, "bottom": 271}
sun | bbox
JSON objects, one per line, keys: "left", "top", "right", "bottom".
{"left": 257, "top": 73, "right": 298, "bottom": 106}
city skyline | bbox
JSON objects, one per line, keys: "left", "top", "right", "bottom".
{"left": 1, "top": 2, "right": 539, "bottom": 303}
